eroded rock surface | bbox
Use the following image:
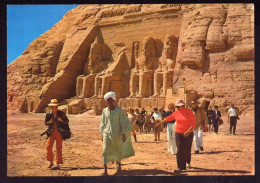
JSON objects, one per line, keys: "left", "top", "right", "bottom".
{"left": 7, "top": 4, "right": 254, "bottom": 115}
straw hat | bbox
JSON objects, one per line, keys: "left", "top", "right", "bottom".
{"left": 174, "top": 99, "right": 185, "bottom": 107}
{"left": 48, "top": 99, "right": 60, "bottom": 106}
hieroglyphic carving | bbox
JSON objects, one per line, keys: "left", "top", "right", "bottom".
{"left": 152, "top": 35, "right": 178, "bottom": 98}
{"left": 131, "top": 41, "right": 139, "bottom": 68}
{"left": 101, "top": 6, "right": 141, "bottom": 18}
{"left": 161, "top": 4, "right": 181, "bottom": 9}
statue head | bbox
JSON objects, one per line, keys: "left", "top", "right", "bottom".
{"left": 94, "top": 36, "right": 101, "bottom": 43}
{"left": 163, "top": 35, "right": 178, "bottom": 58}
{"left": 141, "top": 37, "right": 156, "bottom": 57}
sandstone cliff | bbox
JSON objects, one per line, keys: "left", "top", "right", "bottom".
{"left": 7, "top": 4, "right": 254, "bottom": 115}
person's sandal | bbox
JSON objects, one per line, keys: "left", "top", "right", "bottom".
{"left": 47, "top": 163, "right": 53, "bottom": 168}
{"left": 173, "top": 168, "right": 182, "bottom": 174}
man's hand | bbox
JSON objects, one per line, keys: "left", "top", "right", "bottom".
{"left": 49, "top": 119, "right": 54, "bottom": 124}
{"left": 154, "top": 122, "right": 161, "bottom": 128}
{"left": 122, "top": 134, "right": 126, "bottom": 142}
{"left": 58, "top": 117, "right": 63, "bottom": 122}
{"left": 183, "top": 131, "right": 190, "bottom": 137}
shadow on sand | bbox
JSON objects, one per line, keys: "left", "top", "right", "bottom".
{"left": 185, "top": 166, "right": 251, "bottom": 174}
{"left": 112, "top": 169, "right": 187, "bottom": 176}
{"left": 59, "top": 166, "right": 109, "bottom": 171}
{"left": 134, "top": 141, "right": 164, "bottom": 144}
{"left": 122, "top": 162, "right": 156, "bottom": 166}
{"left": 197, "top": 150, "right": 242, "bottom": 155}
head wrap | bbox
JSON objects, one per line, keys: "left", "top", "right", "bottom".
{"left": 104, "top": 91, "right": 116, "bottom": 102}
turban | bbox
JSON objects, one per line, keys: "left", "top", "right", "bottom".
{"left": 104, "top": 91, "right": 116, "bottom": 102}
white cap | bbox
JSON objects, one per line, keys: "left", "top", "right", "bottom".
{"left": 174, "top": 99, "right": 185, "bottom": 106}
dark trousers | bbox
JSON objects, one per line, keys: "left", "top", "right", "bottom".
{"left": 175, "top": 132, "right": 193, "bottom": 170}
{"left": 230, "top": 116, "right": 237, "bottom": 134}
{"left": 212, "top": 119, "right": 219, "bottom": 133}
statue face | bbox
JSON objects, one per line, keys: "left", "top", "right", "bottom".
{"left": 164, "top": 41, "right": 177, "bottom": 57}
{"left": 95, "top": 37, "right": 101, "bottom": 43}
{"left": 142, "top": 42, "right": 152, "bottom": 57}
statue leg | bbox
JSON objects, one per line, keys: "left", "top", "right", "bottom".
{"left": 100, "top": 76, "right": 110, "bottom": 97}
{"left": 93, "top": 76, "right": 101, "bottom": 98}
{"left": 161, "top": 72, "right": 168, "bottom": 97}
{"left": 84, "top": 75, "right": 95, "bottom": 98}
{"left": 129, "top": 73, "right": 137, "bottom": 98}
{"left": 152, "top": 71, "right": 160, "bottom": 98}
{"left": 76, "top": 76, "right": 83, "bottom": 98}
{"left": 83, "top": 77, "right": 89, "bottom": 98}
{"left": 136, "top": 73, "right": 144, "bottom": 98}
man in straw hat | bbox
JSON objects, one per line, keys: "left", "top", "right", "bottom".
{"left": 100, "top": 91, "right": 135, "bottom": 176}
{"left": 45, "top": 99, "right": 69, "bottom": 169}
{"left": 155, "top": 99, "right": 196, "bottom": 174}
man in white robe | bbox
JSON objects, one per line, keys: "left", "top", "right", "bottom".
{"left": 100, "top": 91, "right": 135, "bottom": 176}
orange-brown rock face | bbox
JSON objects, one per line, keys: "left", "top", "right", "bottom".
{"left": 7, "top": 4, "right": 254, "bottom": 115}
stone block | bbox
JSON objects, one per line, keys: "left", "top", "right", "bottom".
{"left": 234, "top": 44, "right": 254, "bottom": 61}
{"left": 133, "top": 98, "right": 141, "bottom": 108}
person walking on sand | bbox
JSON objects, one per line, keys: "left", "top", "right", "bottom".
{"left": 151, "top": 108, "right": 162, "bottom": 141}
{"left": 228, "top": 104, "right": 240, "bottom": 135}
{"left": 160, "top": 108, "right": 167, "bottom": 133}
{"left": 127, "top": 108, "right": 138, "bottom": 142}
{"left": 206, "top": 106, "right": 213, "bottom": 131}
{"left": 165, "top": 103, "right": 177, "bottom": 155}
{"left": 135, "top": 109, "right": 141, "bottom": 132}
{"left": 143, "top": 111, "right": 151, "bottom": 134}
{"left": 45, "top": 99, "right": 69, "bottom": 169}
{"left": 212, "top": 105, "right": 221, "bottom": 134}
{"left": 100, "top": 91, "right": 135, "bottom": 176}
{"left": 190, "top": 100, "right": 208, "bottom": 154}
{"left": 155, "top": 99, "right": 196, "bottom": 174}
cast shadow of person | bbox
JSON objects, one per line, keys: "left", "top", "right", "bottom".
{"left": 113, "top": 169, "right": 179, "bottom": 176}
{"left": 197, "top": 150, "right": 242, "bottom": 155}
{"left": 185, "top": 167, "right": 251, "bottom": 174}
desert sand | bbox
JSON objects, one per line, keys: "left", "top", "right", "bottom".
{"left": 7, "top": 112, "right": 254, "bottom": 176}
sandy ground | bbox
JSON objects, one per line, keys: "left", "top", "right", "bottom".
{"left": 7, "top": 112, "right": 255, "bottom": 176}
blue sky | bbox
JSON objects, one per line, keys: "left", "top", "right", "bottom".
{"left": 7, "top": 5, "right": 79, "bottom": 65}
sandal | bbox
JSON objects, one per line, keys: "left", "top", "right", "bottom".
{"left": 47, "top": 162, "right": 53, "bottom": 168}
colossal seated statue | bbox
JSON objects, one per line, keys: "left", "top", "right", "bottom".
{"left": 129, "top": 37, "right": 159, "bottom": 98}
{"left": 76, "top": 36, "right": 110, "bottom": 98}
{"left": 92, "top": 47, "right": 130, "bottom": 99}
{"left": 152, "top": 35, "right": 178, "bottom": 98}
